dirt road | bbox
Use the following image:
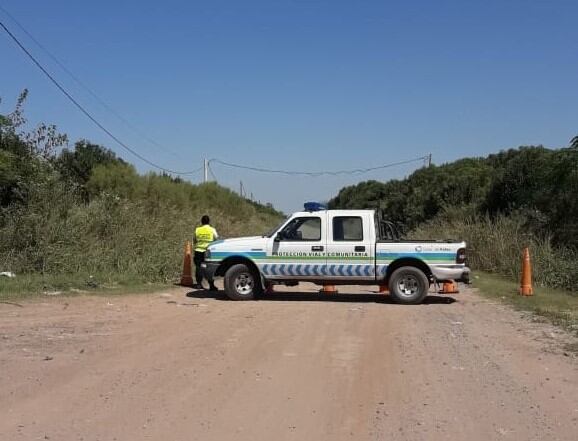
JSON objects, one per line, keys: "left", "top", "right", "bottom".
{"left": 1, "top": 284, "right": 576, "bottom": 441}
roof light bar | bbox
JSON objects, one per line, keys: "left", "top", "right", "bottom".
{"left": 304, "top": 202, "right": 326, "bottom": 212}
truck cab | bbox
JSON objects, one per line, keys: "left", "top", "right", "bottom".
{"left": 204, "top": 203, "right": 470, "bottom": 304}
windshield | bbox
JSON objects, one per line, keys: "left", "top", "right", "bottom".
{"left": 264, "top": 217, "right": 289, "bottom": 237}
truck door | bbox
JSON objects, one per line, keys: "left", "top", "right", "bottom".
{"left": 265, "top": 214, "right": 327, "bottom": 279}
{"left": 325, "top": 212, "right": 375, "bottom": 281}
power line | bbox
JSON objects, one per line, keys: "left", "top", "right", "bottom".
{"left": 0, "top": 19, "right": 199, "bottom": 176}
{"left": 209, "top": 156, "right": 429, "bottom": 177}
{"left": 0, "top": 5, "right": 183, "bottom": 160}
{"left": 208, "top": 163, "right": 218, "bottom": 182}
{"left": 0, "top": 16, "right": 429, "bottom": 180}
{"left": 183, "top": 165, "right": 205, "bottom": 176}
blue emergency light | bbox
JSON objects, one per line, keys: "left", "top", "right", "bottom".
{"left": 304, "top": 202, "right": 326, "bottom": 212}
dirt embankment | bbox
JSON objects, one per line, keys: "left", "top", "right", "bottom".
{"left": 1, "top": 284, "right": 576, "bottom": 441}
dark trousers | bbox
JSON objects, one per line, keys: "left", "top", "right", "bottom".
{"left": 193, "top": 251, "right": 213, "bottom": 287}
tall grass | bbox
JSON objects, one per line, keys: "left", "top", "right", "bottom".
{"left": 410, "top": 206, "right": 578, "bottom": 293}
{"left": 0, "top": 169, "right": 282, "bottom": 290}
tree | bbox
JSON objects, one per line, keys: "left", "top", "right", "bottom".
{"left": 0, "top": 90, "right": 67, "bottom": 207}
{"left": 329, "top": 146, "right": 577, "bottom": 248}
{"left": 2, "top": 90, "right": 67, "bottom": 158}
{"left": 56, "top": 140, "right": 125, "bottom": 192}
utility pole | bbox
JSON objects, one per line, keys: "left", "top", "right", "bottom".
{"left": 428, "top": 153, "right": 432, "bottom": 167}
{"left": 239, "top": 180, "right": 244, "bottom": 198}
{"left": 203, "top": 158, "right": 208, "bottom": 183}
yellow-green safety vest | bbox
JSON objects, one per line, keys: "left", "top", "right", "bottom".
{"left": 195, "top": 225, "right": 215, "bottom": 252}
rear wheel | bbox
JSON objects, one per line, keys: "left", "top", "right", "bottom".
{"left": 224, "top": 264, "right": 261, "bottom": 300}
{"left": 388, "top": 266, "right": 429, "bottom": 304}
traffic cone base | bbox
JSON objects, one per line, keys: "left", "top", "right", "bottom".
{"left": 379, "top": 285, "right": 389, "bottom": 294}
{"left": 320, "top": 284, "right": 338, "bottom": 293}
{"left": 180, "top": 240, "right": 194, "bottom": 287}
{"left": 440, "top": 280, "right": 459, "bottom": 294}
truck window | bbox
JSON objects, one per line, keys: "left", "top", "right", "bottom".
{"left": 333, "top": 216, "right": 363, "bottom": 241}
{"left": 279, "top": 217, "right": 321, "bottom": 241}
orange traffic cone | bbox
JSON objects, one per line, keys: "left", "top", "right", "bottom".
{"left": 320, "top": 284, "right": 338, "bottom": 293}
{"left": 265, "top": 282, "right": 275, "bottom": 294}
{"left": 440, "top": 280, "right": 459, "bottom": 294}
{"left": 378, "top": 284, "right": 389, "bottom": 294}
{"left": 180, "top": 241, "right": 194, "bottom": 287}
{"left": 519, "top": 247, "right": 533, "bottom": 296}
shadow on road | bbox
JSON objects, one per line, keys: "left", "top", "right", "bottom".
{"left": 185, "top": 289, "right": 456, "bottom": 305}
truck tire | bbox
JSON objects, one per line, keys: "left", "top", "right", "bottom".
{"left": 224, "top": 264, "right": 261, "bottom": 300}
{"left": 388, "top": 266, "right": 429, "bottom": 304}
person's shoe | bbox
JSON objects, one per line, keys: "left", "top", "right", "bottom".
{"left": 209, "top": 284, "right": 218, "bottom": 291}
{"left": 192, "top": 283, "right": 203, "bottom": 290}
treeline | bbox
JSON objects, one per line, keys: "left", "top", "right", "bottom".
{"left": 0, "top": 91, "right": 281, "bottom": 287}
{"left": 329, "top": 142, "right": 578, "bottom": 291}
{"left": 329, "top": 144, "right": 578, "bottom": 249}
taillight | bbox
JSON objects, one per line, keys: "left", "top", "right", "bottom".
{"left": 456, "top": 248, "right": 466, "bottom": 264}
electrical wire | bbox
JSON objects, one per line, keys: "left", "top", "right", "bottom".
{"left": 209, "top": 156, "right": 428, "bottom": 177}
{"left": 208, "top": 163, "right": 218, "bottom": 181}
{"left": 0, "top": 16, "right": 429, "bottom": 180}
{"left": 0, "top": 5, "right": 183, "bottom": 160}
{"left": 183, "top": 165, "right": 205, "bottom": 176}
{"left": 0, "top": 19, "right": 200, "bottom": 175}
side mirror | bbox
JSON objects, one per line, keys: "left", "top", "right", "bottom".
{"left": 275, "top": 232, "right": 283, "bottom": 242}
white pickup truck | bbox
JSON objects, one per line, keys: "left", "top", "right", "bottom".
{"left": 204, "top": 203, "right": 470, "bottom": 304}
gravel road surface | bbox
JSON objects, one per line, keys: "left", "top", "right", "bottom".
{"left": 1, "top": 284, "right": 576, "bottom": 440}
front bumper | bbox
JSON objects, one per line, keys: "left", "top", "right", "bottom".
{"left": 431, "top": 265, "right": 471, "bottom": 284}
{"left": 201, "top": 261, "right": 220, "bottom": 280}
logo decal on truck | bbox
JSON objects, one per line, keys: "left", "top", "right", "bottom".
{"left": 272, "top": 251, "right": 369, "bottom": 258}
{"left": 273, "top": 251, "right": 325, "bottom": 257}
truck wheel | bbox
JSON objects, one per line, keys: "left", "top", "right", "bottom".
{"left": 224, "top": 264, "right": 261, "bottom": 300}
{"left": 388, "top": 266, "right": 429, "bottom": 304}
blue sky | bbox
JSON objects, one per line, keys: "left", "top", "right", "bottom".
{"left": 1, "top": 0, "right": 577, "bottom": 212}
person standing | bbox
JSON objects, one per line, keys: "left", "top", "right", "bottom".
{"left": 193, "top": 215, "right": 219, "bottom": 290}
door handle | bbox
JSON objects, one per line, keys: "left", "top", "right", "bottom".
{"left": 354, "top": 246, "right": 366, "bottom": 252}
{"left": 311, "top": 246, "right": 324, "bottom": 252}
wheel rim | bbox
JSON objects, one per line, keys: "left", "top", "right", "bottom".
{"left": 397, "top": 274, "right": 420, "bottom": 298}
{"left": 234, "top": 272, "right": 254, "bottom": 295}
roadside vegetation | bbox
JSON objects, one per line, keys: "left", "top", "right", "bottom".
{"left": 410, "top": 208, "right": 578, "bottom": 291}
{"left": 0, "top": 91, "right": 282, "bottom": 299}
{"left": 330, "top": 142, "right": 578, "bottom": 293}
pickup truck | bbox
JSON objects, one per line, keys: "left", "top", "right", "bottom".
{"left": 204, "top": 203, "right": 470, "bottom": 304}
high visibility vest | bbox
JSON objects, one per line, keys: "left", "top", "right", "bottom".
{"left": 194, "top": 225, "right": 215, "bottom": 252}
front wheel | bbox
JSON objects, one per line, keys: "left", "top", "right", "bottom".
{"left": 224, "top": 264, "right": 261, "bottom": 300}
{"left": 388, "top": 266, "right": 429, "bottom": 304}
